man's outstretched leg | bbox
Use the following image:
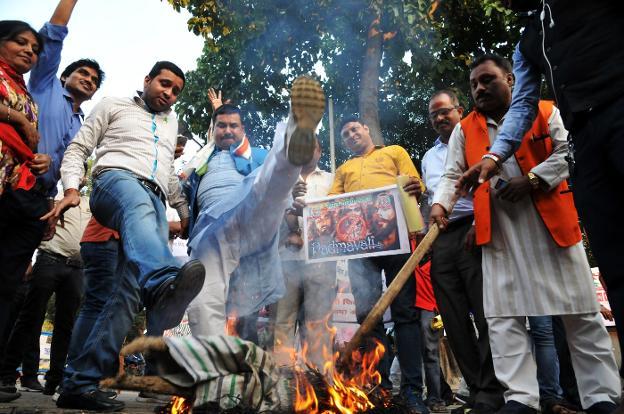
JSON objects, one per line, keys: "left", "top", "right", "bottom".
{"left": 188, "top": 76, "right": 325, "bottom": 337}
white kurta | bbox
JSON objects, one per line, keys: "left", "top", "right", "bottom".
{"left": 433, "top": 107, "right": 599, "bottom": 318}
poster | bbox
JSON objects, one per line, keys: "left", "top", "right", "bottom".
{"left": 303, "top": 185, "right": 410, "bottom": 263}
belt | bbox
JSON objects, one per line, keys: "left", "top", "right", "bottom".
{"left": 40, "top": 250, "right": 84, "bottom": 268}
{"left": 137, "top": 178, "right": 165, "bottom": 204}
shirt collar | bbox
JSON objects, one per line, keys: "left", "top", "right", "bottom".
{"left": 133, "top": 91, "right": 172, "bottom": 115}
{"left": 62, "top": 89, "right": 84, "bottom": 118}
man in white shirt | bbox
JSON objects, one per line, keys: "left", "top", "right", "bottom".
{"left": 421, "top": 89, "right": 504, "bottom": 414}
{"left": 43, "top": 61, "right": 205, "bottom": 411}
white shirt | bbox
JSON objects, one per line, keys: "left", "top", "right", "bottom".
{"left": 421, "top": 138, "right": 474, "bottom": 222}
{"left": 61, "top": 95, "right": 189, "bottom": 219}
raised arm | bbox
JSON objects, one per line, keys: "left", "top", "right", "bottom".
{"left": 50, "top": 0, "right": 79, "bottom": 26}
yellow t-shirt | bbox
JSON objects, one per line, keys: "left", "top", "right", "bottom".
{"left": 329, "top": 145, "right": 424, "bottom": 195}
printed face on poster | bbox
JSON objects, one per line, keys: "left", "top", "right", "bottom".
{"left": 303, "top": 185, "right": 410, "bottom": 263}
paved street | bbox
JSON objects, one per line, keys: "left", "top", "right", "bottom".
{"left": 0, "top": 390, "right": 165, "bottom": 414}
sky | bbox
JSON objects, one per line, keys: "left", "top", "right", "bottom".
{"left": 3, "top": 0, "right": 207, "bottom": 161}
{"left": 2, "top": 0, "right": 205, "bottom": 115}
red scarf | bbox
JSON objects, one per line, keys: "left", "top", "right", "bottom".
{"left": 0, "top": 58, "right": 35, "bottom": 191}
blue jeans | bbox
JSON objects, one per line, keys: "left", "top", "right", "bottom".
{"left": 90, "top": 169, "right": 178, "bottom": 304}
{"left": 528, "top": 316, "right": 563, "bottom": 402}
{"left": 62, "top": 240, "right": 141, "bottom": 394}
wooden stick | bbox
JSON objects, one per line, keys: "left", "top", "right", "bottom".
{"left": 341, "top": 224, "right": 440, "bottom": 363}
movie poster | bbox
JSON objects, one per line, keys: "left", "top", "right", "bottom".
{"left": 303, "top": 185, "right": 410, "bottom": 263}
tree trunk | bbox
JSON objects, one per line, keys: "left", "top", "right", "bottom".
{"left": 358, "top": 18, "right": 384, "bottom": 146}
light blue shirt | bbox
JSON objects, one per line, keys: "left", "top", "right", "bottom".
{"left": 29, "top": 22, "right": 85, "bottom": 196}
{"left": 421, "top": 138, "right": 474, "bottom": 221}
{"left": 196, "top": 150, "right": 245, "bottom": 215}
{"left": 489, "top": 43, "right": 541, "bottom": 161}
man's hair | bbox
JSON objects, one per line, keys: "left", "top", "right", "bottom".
{"left": 469, "top": 54, "right": 513, "bottom": 74}
{"left": 340, "top": 115, "right": 366, "bottom": 131}
{"left": 430, "top": 89, "right": 460, "bottom": 106}
{"left": 148, "top": 61, "right": 185, "bottom": 88}
{"left": 60, "top": 59, "right": 105, "bottom": 88}
{"left": 212, "top": 103, "right": 243, "bottom": 123}
{"left": 0, "top": 20, "right": 44, "bottom": 55}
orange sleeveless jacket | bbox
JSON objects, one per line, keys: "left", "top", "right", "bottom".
{"left": 462, "top": 101, "right": 581, "bottom": 247}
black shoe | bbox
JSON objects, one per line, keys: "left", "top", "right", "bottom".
{"left": 149, "top": 259, "right": 205, "bottom": 331}
{"left": 43, "top": 380, "right": 59, "bottom": 395}
{"left": 586, "top": 401, "right": 618, "bottom": 414}
{"left": 0, "top": 389, "right": 20, "bottom": 402}
{"left": 0, "top": 378, "right": 17, "bottom": 394}
{"left": 57, "top": 389, "right": 125, "bottom": 412}
{"left": 495, "top": 401, "right": 538, "bottom": 414}
{"left": 99, "top": 388, "right": 118, "bottom": 399}
{"left": 19, "top": 376, "right": 44, "bottom": 392}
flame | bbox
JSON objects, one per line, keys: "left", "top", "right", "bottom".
{"left": 291, "top": 320, "right": 386, "bottom": 414}
{"left": 168, "top": 396, "right": 191, "bottom": 414}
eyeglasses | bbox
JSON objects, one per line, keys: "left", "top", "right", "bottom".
{"left": 429, "top": 106, "right": 458, "bottom": 120}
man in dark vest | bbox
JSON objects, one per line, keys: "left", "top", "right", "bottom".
{"left": 456, "top": 0, "right": 624, "bottom": 385}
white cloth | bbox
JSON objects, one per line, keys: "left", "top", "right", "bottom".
{"left": 61, "top": 94, "right": 189, "bottom": 218}
{"left": 187, "top": 121, "right": 302, "bottom": 336}
{"left": 421, "top": 138, "right": 474, "bottom": 221}
{"left": 39, "top": 195, "right": 91, "bottom": 259}
{"left": 433, "top": 107, "right": 598, "bottom": 317}
{"left": 488, "top": 314, "right": 620, "bottom": 409}
{"left": 278, "top": 167, "right": 334, "bottom": 262}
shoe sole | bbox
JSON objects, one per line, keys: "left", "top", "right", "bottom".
{"left": 289, "top": 76, "right": 325, "bottom": 166}
{"left": 152, "top": 260, "right": 205, "bottom": 330}
{"left": 19, "top": 386, "right": 43, "bottom": 392}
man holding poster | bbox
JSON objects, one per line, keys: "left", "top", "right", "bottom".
{"left": 328, "top": 116, "right": 427, "bottom": 413}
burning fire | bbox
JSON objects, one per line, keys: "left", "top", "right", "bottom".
{"left": 292, "top": 333, "right": 386, "bottom": 414}
{"left": 161, "top": 396, "right": 191, "bottom": 414}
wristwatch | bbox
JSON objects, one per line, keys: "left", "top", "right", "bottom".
{"left": 527, "top": 172, "right": 541, "bottom": 190}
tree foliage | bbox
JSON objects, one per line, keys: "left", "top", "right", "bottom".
{"left": 165, "top": 0, "right": 521, "bottom": 167}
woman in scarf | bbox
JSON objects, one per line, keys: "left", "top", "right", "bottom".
{"left": 0, "top": 20, "right": 50, "bottom": 196}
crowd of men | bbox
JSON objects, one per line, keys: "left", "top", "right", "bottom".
{"left": 0, "top": 0, "right": 623, "bottom": 413}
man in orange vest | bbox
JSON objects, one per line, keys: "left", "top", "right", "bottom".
{"left": 430, "top": 55, "right": 619, "bottom": 414}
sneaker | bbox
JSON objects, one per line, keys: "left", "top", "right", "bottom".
{"left": 42, "top": 380, "right": 59, "bottom": 395}
{"left": 287, "top": 76, "right": 325, "bottom": 166}
{"left": 57, "top": 389, "right": 125, "bottom": 412}
{"left": 148, "top": 259, "right": 205, "bottom": 331}
{"left": 19, "top": 376, "right": 43, "bottom": 392}
{"left": 136, "top": 390, "right": 170, "bottom": 403}
{"left": 0, "top": 389, "right": 20, "bottom": 403}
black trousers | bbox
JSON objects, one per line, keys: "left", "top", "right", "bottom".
{"left": 0, "top": 188, "right": 48, "bottom": 345}
{"left": 348, "top": 253, "right": 422, "bottom": 393}
{"left": 0, "top": 280, "right": 40, "bottom": 380}
{"left": 430, "top": 217, "right": 504, "bottom": 408}
{"left": 0, "top": 251, "right": 84, "bottom": 385}
{"left": 570, "top": 95, "right": 624, "bottom": 376}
